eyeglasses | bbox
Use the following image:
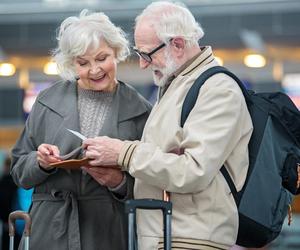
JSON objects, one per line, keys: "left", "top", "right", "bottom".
{"left": 133, "top": 43, "right": 166, "bottom": 63}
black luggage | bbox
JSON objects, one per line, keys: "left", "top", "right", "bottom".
{"left": 125, "top": 198, "right": 172, "bottom": 250}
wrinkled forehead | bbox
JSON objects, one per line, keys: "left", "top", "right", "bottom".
{"left": 134, "top": 19, "right": 159, "bottom": 50}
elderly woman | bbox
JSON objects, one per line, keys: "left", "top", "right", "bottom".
{"left": 10, "top": 10, "right": 151, "bottom": 250}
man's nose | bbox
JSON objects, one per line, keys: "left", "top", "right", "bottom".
{"left": 139, "top": 57, "right": 150, "bottom": 69}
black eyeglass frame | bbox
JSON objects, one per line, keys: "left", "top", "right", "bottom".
{"left": 133, "top": 43, "right": 166, "bottom": 63}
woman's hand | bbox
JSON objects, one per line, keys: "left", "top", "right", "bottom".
{"left": 37, "top": 143, "right": 61, "bottom": 170}
{"left": 83, "top": 136, "right": 124, "bottom": 166}
{"left": 82, "top": 166, "right": 124, "bottom": 188}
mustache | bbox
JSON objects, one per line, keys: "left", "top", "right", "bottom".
{"left": 151, "top": 66, "right": 160, "bottom": 71}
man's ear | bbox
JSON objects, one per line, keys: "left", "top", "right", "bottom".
{"left": 171, "top": 37, "right": 185, "bottom": 57}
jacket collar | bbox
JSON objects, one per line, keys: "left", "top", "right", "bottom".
{"left": 179, "top": 46, "right": 215, "bottom": 77}
{"left": 159, "top": 46, "right": 215, "bottom": 99}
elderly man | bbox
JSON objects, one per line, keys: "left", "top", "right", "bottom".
{"left": 83, "top": 1, "right": 253, "bottom": 249}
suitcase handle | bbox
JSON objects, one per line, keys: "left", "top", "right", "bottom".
{"left": 8, "top": 210, "right": 31, "bottom": 237}
{"left": 125, "top": 199, "right": 172, "bottom": 214}
{"left": 125, "top": 199, "right": 172, "bottom": 250}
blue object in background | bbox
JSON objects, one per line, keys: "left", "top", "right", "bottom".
{"left": 14, "top": 188, "right": 33, "bottom": 236}
{"left": 0, "top": 150, "right": 6, "bottom": 177}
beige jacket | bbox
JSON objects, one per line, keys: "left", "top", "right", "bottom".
{"left": 123, "top": 47, "right": 253, "bottom": 249}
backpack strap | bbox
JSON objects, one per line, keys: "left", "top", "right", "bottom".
{"left": 180, "top": 66, "right": 246, "bottom": 205}
{"left": 220, "top": 166, "right": 240, "bottom": 205}
{"left": 181, "top": 66, "right": 251, "bottom": 127}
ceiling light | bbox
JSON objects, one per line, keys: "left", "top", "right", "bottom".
{"left": 244, "top": 54, "right": 266, "bottom": 68}
{"left": 0, "top": 63, "right": 16, "bottom": 76}
{"left": 43, "top": 62, "right": 58, "bottom": 75}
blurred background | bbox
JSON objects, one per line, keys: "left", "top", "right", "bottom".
{"left": 0, "top": 0, "right": 300, "bottom": 249}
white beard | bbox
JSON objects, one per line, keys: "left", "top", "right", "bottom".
{"left": 151, "top": 50, "right": 180, "bottom": 87}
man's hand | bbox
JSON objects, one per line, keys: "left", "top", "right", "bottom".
{"left": 83, "top": 136, "right": 124, "bottom": 166}
{"left": 82, "top": 166, "right": 124, "bottom": 188}
{"left": 37, "top": 143, "right": 61, "bottom": 170}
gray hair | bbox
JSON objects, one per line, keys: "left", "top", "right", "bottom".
{"left": 135, "top": 1, "right": 204, "bottom": 47}
{"left": 53, "top": 9, "right": 130, "bottom": 81}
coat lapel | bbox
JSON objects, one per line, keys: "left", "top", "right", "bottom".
{"left": 117, "top": 82, "right": 150, "bottom": 122}
{"left": 37, "top": 81, "right": 149, "bottom": 152}
{"left": 99, "top": 81, "right": 150, "bottom": 138}
{"left": 38, "top": 81, "right": 82, "bottom": 155}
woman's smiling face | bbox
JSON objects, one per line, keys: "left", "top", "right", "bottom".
{"left": 74, "top": 39, "right": 118, "bottom": 92}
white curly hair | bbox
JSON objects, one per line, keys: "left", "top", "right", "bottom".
{"left": 53, "top": 9, "right": 130, "bottom": 81}
{"left": 135, "top": 1, "right": 204, "bottom": 47}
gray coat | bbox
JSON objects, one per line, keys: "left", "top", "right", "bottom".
{"left": 11, "top": 80, "right": 152, "bottom": 250}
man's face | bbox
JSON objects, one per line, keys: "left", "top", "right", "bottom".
{"left": 134, "top": 21, "right": 178, "bottom": 87}
{"left": 151, "top": 49, "right": 179, "bottom": 87}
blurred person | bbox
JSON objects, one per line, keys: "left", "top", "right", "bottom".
{"left": 82, "top": 1, "right": 253, "bottom": 250}
{"left": 10, "top": 9, "right": 151, "bottom": 250}
{"left": 0, "top": 155, "right": 20, "bottom": 250}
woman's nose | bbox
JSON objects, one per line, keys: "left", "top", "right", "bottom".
{"left": 90, "top": 63, "right": 101, "bottom": 74}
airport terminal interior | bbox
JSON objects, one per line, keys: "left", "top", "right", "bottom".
{"left": 0, "top": 0, "right": 300, "bottom": 249}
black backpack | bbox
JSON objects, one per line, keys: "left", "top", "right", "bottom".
{"left": 181, "top": 66, "right": 300, "bottom": 248}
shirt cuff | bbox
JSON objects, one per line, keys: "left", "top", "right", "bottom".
{"left": 38, "top": 164, "right": 57, "bottom": 174}
{"left": 108, "top": 173, "right": 127, "bottom": 196}
{"left": 117, "top": 140, "right": 140, "bottom": 171}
